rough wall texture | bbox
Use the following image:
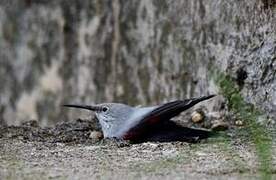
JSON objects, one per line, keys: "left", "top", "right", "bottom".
{"left": 0, "top": 0, "right": 275, "bottom": 126}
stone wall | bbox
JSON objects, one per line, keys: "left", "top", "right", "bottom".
{"left": 0, "top": 0, "right": 275, "bottom": 126}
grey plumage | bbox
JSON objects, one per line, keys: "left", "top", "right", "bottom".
{"left": 63, "top": 95, "right": 216, "bottom": 142}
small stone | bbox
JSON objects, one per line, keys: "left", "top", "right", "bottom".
{"left": 211, "top": 121, "right": 229, "bottom": 131}
{"left": 191, "top": 111, "right": 204, "bottom": 123}
{"left": 89, "top": 131, "right": 103, "bottom": 140}
{"left": 235, "top": 120, "right": 243, "bottom": 126}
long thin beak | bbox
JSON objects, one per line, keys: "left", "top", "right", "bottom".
{"left": 62, "top": 104, "right": 102, "bottom": 111}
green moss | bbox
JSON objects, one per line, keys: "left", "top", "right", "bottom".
{"left": 212, "top": 70, "right": 272, "bottom": 180}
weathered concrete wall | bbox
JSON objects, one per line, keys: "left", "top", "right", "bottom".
{"left": 0, "top": 0, "right": 275, "bottom": 126}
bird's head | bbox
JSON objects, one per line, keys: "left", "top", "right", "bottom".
{"left": 63, "top": 103, "right": 133, "bottom": 137}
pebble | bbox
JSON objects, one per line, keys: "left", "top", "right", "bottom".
{"left": 89, "top": 131, "right": 103, "bottom": 140}
{"left": 191, "top": 111, "right": 204, "bottom": 123}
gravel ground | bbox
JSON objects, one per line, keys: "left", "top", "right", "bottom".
{"left": 0, "top": 120, "right": 275, "bottom": 180}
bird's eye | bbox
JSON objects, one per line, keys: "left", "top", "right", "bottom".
{"left": 102, "top": 107, "right": 108, "bottom": 112}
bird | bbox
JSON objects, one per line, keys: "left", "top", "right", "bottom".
{"left": 63, "top": 95, "right": 216, "bottom": 143}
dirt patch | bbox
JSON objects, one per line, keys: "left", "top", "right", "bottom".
{"left": 0, "top": 119, "right": 101, "bottom": 144}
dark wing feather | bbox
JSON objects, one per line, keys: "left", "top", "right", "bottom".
{"left": 143, "top": 94, "right": 216, "bottom": 122}
{"left": 123, "top": 95, "right": 215, "bottom": 141}
{"left": 130, "top": 121, "right": 212, "bottom": 143}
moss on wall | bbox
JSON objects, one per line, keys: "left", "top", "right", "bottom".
{"left": 212, "top": 70, "right": 273, "bottom": 179}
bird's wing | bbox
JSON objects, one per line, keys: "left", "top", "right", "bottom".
{"left": 138, "top": 95, "right": 215, "bottom": 125}
{"left": 122, "top": 95, "right": 215, "bottom": 140}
